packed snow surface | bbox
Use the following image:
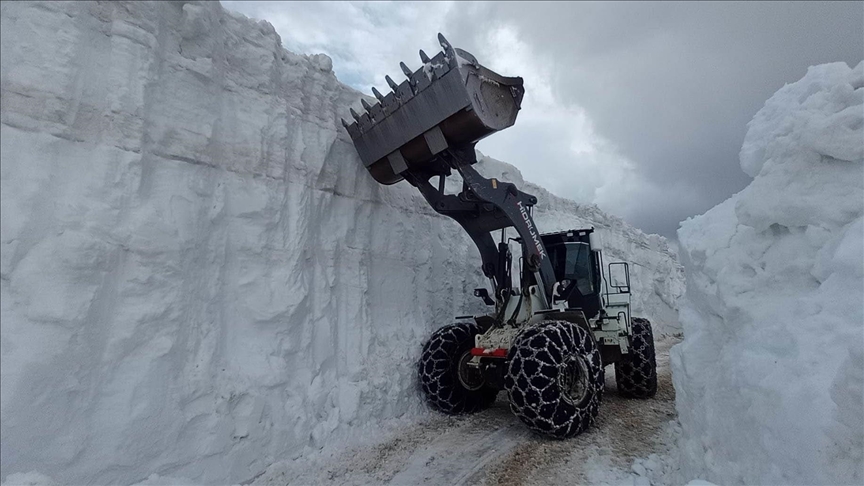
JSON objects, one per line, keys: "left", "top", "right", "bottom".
{"left": 1, "top": 1, "right": 681, "bottom": 484}
{"left": 673, "top": 61, "right": 864, "bottom": 485}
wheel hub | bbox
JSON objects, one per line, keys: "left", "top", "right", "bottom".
{"left": 457, "top": 350, "right": 485, "bottom": 391}
{"left": 558, "top": 355, "right": 590, "bottom": 405}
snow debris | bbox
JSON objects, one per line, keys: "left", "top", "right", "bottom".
{"left": 626, "top": 421, "right": 685, "bottom": 485}
{"left": 0, "top": 1, "right": 682, "bottom": 484}
{"left": 422, "top": 61, "right": 442, "bottom": 81}
{"left": 672, "top": 61, "right": 864, "bottom": 485}
{"left": 479, "top": 75, "right": 502, "bottom": 88}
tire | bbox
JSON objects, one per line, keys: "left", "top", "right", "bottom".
{"left": 615, "top": 317, "right": 658, "bottom": 398}
{"left": 504, "top": 321, "right": 604, "bottom": 439}
{"left": 418, "top": 323, "right": 498, "bottom": 415}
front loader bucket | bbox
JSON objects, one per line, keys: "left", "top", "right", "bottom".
{"left": 342, "top": 34, "right": 524, "bottom": 185}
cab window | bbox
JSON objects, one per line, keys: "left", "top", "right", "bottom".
{"left": 548, "top": 242, "right": 594, "bottom": 295}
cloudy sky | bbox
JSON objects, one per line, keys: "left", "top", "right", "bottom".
{"left": 224, "top": 1, "right": 862, "bottom": 238}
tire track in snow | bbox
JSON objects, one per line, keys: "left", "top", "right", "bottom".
{"left": 482, "top": 334, "right": 680, "bottom": 485}
{"left": 386, "top": 418, "right": 527, "bottom": 486}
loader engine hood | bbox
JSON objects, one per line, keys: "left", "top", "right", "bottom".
{"left": 342, "top": 34, "right": 525, "bottom": 185}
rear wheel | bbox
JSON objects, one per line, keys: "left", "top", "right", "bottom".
{"left": 615, "top": 317, "right": 658, "bottom": 398}
{"left": 504, "top": 321, "right": 604, "bottom": 439}
{"left": 418, "top": 323, "right": 498, "bottom": 414}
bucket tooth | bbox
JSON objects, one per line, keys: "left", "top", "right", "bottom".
{"left": 401, "top": 62, "right": 420, "bottom": 94}
{"left": 361, "top": 99, "right": 373, "bottom": 112}
{"left": 341, "top": 118, "right": 349, "bottom": 128}
{"left": 438, "top": 33, "right": 456, "bottom": 66}
{"left": 349, "top": 107, "right": 360, "bottom": 121}
{"left": 437, "top": 33, "right": 450, "bottom": 50}
{"left": 400, "top": 62, "right": 413, "bottom": 78}
{"left": 386, "top": 75, "right": 399, "bottom": 91}
{"left": 372, "top": 87, "right": 385, "bottom": 101}
{"left": 419, "top": 49, "right": 431, "bottom": 64}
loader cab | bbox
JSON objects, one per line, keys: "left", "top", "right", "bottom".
{"left": 540, "top": 229, "right": 604, "bottom": 318}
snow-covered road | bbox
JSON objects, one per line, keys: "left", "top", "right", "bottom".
{"left": 252, "top": 334, "right": 680, "bottom": 486}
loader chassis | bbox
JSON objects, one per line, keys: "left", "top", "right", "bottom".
{"left": 343, "top": 34, "right": 658, "bottom": 438}
{"left": 467, "top": 230, "right": 633, "bottom": 380}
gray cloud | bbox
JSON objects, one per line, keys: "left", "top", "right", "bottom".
{"left": 223, "top": 1, "right": 862, "bottom": 238}
{"left": 443, "top": 1, "right": 863, "bottom": 237}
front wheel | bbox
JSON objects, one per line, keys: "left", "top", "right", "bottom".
{"left": 418, "top": 323, "right": 498, "bottom": 415}
{"left": 505, "top": 321, "right": 604, "bottom": 439}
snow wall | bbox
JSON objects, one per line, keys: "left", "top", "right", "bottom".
{"left": 672, "top": 61, "right": 863, "bottom": 485}
{"left": 0, "top": 2, "right": 683, "bottom": 484}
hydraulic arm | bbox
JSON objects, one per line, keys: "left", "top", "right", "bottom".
{"left": 402, "top": 145, "right": 556, "bottom": 306}
{"left": 340, "top": 33, "right": 556, "bottom": 306}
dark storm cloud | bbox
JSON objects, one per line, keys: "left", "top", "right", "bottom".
{"left": 444, "top": 1, "right": 863, "bottom": 237}
{"left": 223, "top": 1, "right": 862, "bottom": 238}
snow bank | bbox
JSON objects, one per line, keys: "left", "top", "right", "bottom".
{"left": 672, "top": 61, "right": 863, "bottom": 485}
{"left": 0, "top": 1, "right": 682, "bottom": 484}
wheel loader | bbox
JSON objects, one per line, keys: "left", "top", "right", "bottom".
{"left": 342, "top": 34, "right": 658, "bottom": 439}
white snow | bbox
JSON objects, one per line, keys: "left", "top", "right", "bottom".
{"left": 0, "top": 473, "right": 59, "bottom": 486}
{"left": 421, "top": 62, "right": 443, "bottom": 81}
{"left": 478, "top": 75, "right": 501, "bottom": 88}
{"left": 672, "top": 61, "right": 864, "bottom": 485}
{"left": 0, "top": 1, "right": 682, "bottom": 484}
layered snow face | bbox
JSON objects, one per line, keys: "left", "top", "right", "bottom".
{"left": 672, "top": 61, "right": 863, "bottom": 485}
{"left": 1, "top": 2, "right": 681, "bottom": 484}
